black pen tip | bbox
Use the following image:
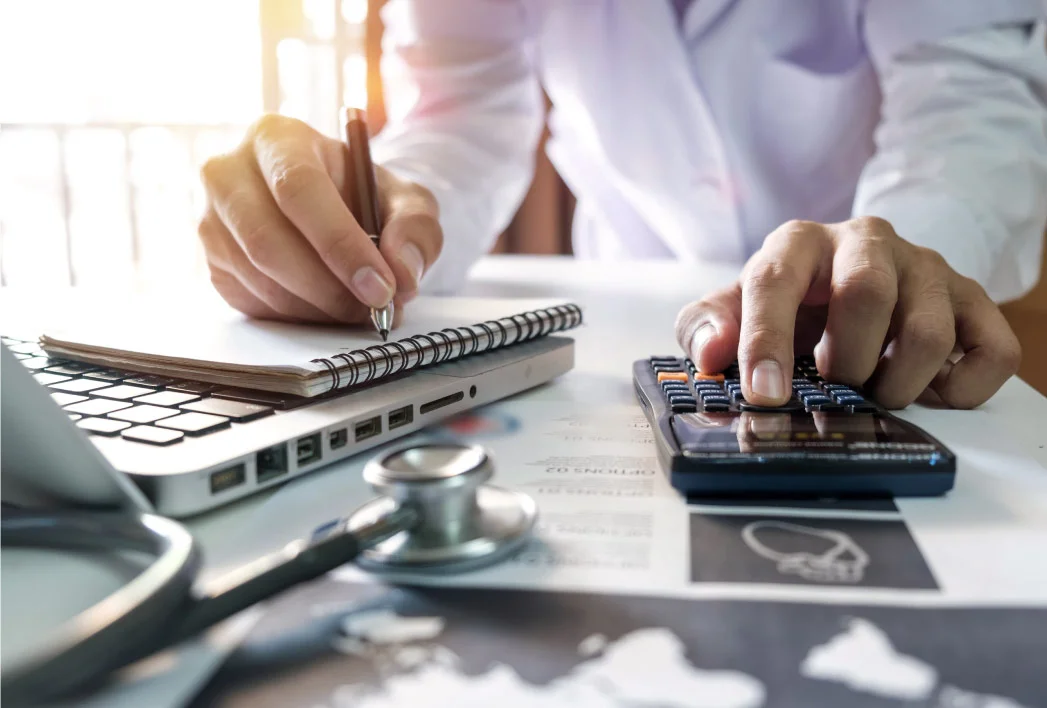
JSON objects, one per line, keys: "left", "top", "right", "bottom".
{"left": 380, "top": 329, "right": 389, "bottom": 341}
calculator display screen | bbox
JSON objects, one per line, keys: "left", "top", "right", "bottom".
{"left": 671, "top": 412, "right": 940, "bottom": 456}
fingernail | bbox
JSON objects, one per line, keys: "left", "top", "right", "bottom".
{"left": 398, "top": 242, "right": 425, "bottom": 288}
{"left": 351, "top": 267, "right": 394, "bottom": 308}
{"left": 689, "top": 323, "right": 717, "bottom": 365}
{"left": 751, "top": 359, "right": 785, "bottom": 400}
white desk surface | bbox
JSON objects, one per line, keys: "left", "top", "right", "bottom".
{"left": 2, "top": 256, "right": 1046, "bottom": 707}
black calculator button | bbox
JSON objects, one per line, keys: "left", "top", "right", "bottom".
{"left": 809, "top": 403, "right": 845, "bottom": 412}
{"left": 650, "top": 356, "right": 679, "bottom": 363}
{"left": 701, "top": 403, "right": 730, "bottom": 412}
{"left": 652, "top": 365, "right": 683, "bottom": 373}
{"left": 821, "top": 383, "right": 852, "bottom": 391}
{"left": 668, "top": 396, "right": 698, "bottom": 407}
{"left": 700, "top": 396, "right": 731, "bottom": 407}
{"left": 801, "top": 395, "right": 833, "bottom": 407}
{"left": 829, "top": 391, "right": 862, "bottom": 404}
{"left": 671, "top": 401, "right": 698, "bottom": 413}
{"left": 662, "top": 385, "right": 690, "bottom": 395}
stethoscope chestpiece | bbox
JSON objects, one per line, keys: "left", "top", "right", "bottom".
{"left": 346, "top": 442, "right": 536, "bottom": 574}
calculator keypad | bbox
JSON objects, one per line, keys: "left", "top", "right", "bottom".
{"left": 650, "top": 356, "right": 878, "bottom": 414}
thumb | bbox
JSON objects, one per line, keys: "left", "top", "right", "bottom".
{"left": 375, "top": 168, "right": 444, "bottom": 298}
{"left": 674, "top": 284, "right": 742, "bottom": 372}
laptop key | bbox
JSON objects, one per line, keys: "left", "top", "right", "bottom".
{"left": 167, "top": 380, "right": 218, "bottom": 395}
{"left": 34, "top": 372, "right": 72, "bottom": 386}
{"left": 65, "top": 398, "right": 134, "bottom": 416}
{"left": 156, "top": 412, "right": 231, "bottom": 436}
{"left": 93, "top": 384, "right": 156, "bottom": 400}
{"left": 212, "top": 388, "right": 311, "bottom": 410}
{"left": 77, "top": 417, "right": 132, "bottom": 436}
{"left": 121, "top": 425, "right": 185, "bottom": 446}
{"left": 45, "top": 362, "right": 101, "bottom": 376}
{"left": 83, "top": 369, "right": 132, "bottom": 382}
{"left": 134, "top": 390, "right": 201, "bottom": 407}
{"left": 49, "top": 378, "right": 112, "bottom": 394}
{"left": 122, "top": 375, "right": 176, "bottom": 389}
{"left": 7, "top": 341, "right": 42, "bottom": 355}
{"left": 22, "top": 357, "right": 59, "bottom": 371}
{"left": 52, "top": 392, "right": 88, "bottom": 407}
{"left": 179, "top": 397, "right": 273, "bottom": 422}
{"left": 109, "top": 405, "right": 181, "bottom": 424}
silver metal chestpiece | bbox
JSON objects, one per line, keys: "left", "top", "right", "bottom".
{"left": 346, "top": 442, "right": 537, "bottom": 574}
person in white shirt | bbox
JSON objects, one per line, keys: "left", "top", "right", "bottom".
{"left": 197, "top": 1, "right": 1047, "bottom": 409}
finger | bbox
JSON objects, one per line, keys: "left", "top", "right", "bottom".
{"left": 248, "top": 115, "right": 397, "bottom": 308}
{"left": 868, "top": 255, "right": 955, "bottom": 409}
{"left": 929, "top": 279, "right": 1021, "bottom": 408}
{"left": 208, "top": 266, "right": 287, "bottom": 321}
{"left": 816, "top": 220, "right": 898, "bottom": 385}
{"left": 198, "top": 211, "right": 338, "bottom": 323}
{"left": 739, "top": 221, "right": 830, "bottom": 406}
{"left": 674, "top": 284, "right": 742, "bottom": 373}
{"left": 376, "top": 168, "right": 443, "bottom": 297}
{"left": 201, "top": 156, "right": 370, "bottom": 323}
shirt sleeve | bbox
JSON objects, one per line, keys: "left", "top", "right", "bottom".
{"left": 853, "top": 21, "right": 1047, "bottom": 302}
{"left": 370, "top": 0, "right": 545, "bottom": 294}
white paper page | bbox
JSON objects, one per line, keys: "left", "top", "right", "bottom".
{"left": 40, "top": 296, "right": 573, "bottom": 373}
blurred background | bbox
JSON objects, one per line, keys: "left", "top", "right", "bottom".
{"left": 0, "top": 0, "right": 574, "bottom": 292}
{"left": 0, "top": 0, "right": 1043, "bottom": 392}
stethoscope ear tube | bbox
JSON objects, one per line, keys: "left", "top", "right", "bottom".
{"left": 1, "top": 509, "right": 200, "bottom": 706}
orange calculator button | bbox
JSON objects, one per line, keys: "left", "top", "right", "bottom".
{"left": 694, "top": 373, "right": 725, "bottom": 382}
{"left": 657, "top": 371, "right": 690, "bottom": 383}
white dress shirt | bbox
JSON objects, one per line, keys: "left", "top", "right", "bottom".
{"left": 372, "top": 1, "right": 1047, "bottom": 302}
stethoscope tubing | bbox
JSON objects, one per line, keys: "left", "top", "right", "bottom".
{"left": 0, "top": 504, "right": 417, "bottom": 706}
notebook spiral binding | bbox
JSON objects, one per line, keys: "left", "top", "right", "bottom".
{"left": 310, "top": 303, "right": 583, "bottom": 392}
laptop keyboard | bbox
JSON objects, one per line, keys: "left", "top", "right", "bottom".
{"left": 4, "top": 336, "right": 311, "bottom": 447}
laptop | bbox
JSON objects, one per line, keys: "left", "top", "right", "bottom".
{"left": 1, "top": 335, "right": 574, "bottom": 517}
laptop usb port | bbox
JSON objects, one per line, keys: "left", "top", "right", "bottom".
{"left": 256, "top": 445, "right": 288, "bottom": 484}
{"left": 354, "top": 416, "right": 381, "bottom": 442}
{"left": 296, "top": 433, "right": 322, "bottom": 467}
{"left": 389, "top": 405, "right": 413, "bottom": 430}
{"left": 330, "top": 428, "right": 348, "bottom": 450}
{"left": 210, "top": 463, "right": 246, "bottom": 494}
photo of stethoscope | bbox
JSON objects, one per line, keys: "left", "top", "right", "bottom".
{"left": 0, "top": 442, "right": 536, "bottom": 706}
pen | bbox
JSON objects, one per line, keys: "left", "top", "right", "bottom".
{"left": 341, "top": 106, "right": 393, "bottom": 341}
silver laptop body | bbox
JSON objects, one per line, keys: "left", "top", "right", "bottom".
{"left": 1, "top": 336, "right": 573, "bottom": 517}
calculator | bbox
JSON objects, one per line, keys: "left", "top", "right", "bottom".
{"left": 633, "top": 356, "right": 956, "bottom": 498}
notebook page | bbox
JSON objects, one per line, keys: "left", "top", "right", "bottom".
{"left": 39, "top": 296, "right": 575, "bottom": 374}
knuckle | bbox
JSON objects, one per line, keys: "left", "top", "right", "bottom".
{"left": 199, "top": 154, "right": 233, "bottom": 190}
{"left": 851, "top": 215, "right": 895, "bottom": 237}
{"left": 834, "top": 263, "right": 897, "bottom": 309}
{"left": 250, "top": 113, "right": 295, "bottom": 140}
{"left": 747, "top": 259, "right": 804, "bottom": 295}
{"left": 238, "top": 224, "right": 280, "bottom": 272}
{"left": 917, "top": 246, "right": 950, "bottom": 273}
{"left": 270, "top": 162, "right": 325, "bottom": 209}
{"left": 742, "top": 325, "right": 791, "bottom": 359}
{"left": 992, "top": 333, "right": 1023, "bottom": 375}
{"left": 900, "top": 315, "right": 955, "bottom": 357}
{"left": 770, "top": 219, "right": 822, "bottom": 248}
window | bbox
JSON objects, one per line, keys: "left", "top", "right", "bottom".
{"left": 0, "top": 0, "right": 370, "bottom": 287}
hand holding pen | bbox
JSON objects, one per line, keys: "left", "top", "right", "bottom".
{"left": 195, "top": 112, "right": 442, "bottom": 330}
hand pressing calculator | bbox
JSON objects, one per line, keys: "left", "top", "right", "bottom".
{"left": 633, "top": 356, "right": 956, "bottom": 498}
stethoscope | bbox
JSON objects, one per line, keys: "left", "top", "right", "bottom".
{"left": 0, "top": 442, "right": 537, "bottom": 706}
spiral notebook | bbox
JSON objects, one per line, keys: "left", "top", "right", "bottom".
{"left": 38, "top": 297, "right": 583, "bottom": 398}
